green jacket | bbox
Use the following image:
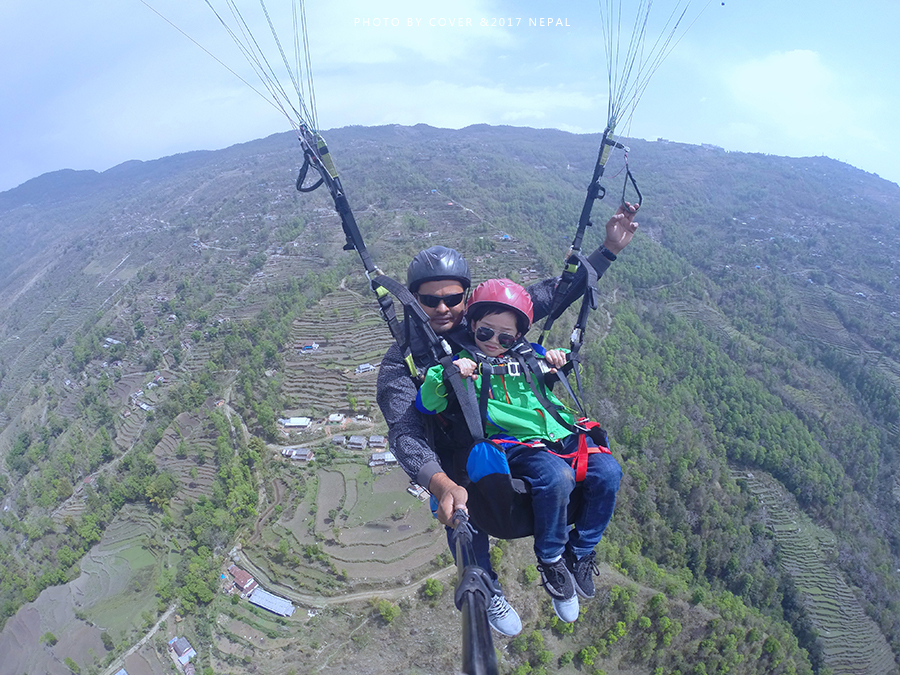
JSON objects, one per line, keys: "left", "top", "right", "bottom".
{"left": 415, "top": 346, "right": 576, "bottom": 443}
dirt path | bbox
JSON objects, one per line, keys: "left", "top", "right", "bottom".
{"left": 100, "top": 603, "right": 177, "bottom": 675}
{"left": 250, "top": 479, "right": 286, "bottom": 543}
{"left": 315, "top": 615, "right": 372, "bottom": 672}
{"left": 231, "top": 548, "right": 455, "bottom": 609}
{"left": 643, "top": 270, "right": 694, "bottom": 292}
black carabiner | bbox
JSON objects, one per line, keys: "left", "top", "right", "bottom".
{"left": 621, "top": 165, "right": 642, "bottom": 211}
{"left": 296, "top": 150, "right": 324, "bottom": 193}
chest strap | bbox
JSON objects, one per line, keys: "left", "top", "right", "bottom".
{"left": 478, "top": 361, "right": 523, "bottom": 377}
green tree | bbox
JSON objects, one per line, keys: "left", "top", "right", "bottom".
{"left": 423, "top": 577, "right": 444, "bottom": 599}
{"left": 277, "top": 538, "right": 291, "bottom": 561}
{"left": 145, "top": 472, "right": 178, "bottom": 509}
{"left": 579, "top": 646, "right": 598, "bottom": 666}
{"left": 375, "top": 599, "right": 401, "bottom": 624}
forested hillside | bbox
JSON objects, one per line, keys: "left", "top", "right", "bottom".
{"left": 0, "top": 125, "right": 898, "bottom": 675}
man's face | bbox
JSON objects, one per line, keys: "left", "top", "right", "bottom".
{"left": 416, "top": 280, "right": 466, "bottom": 334}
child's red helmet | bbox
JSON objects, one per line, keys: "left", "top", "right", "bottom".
{"left": 466, "top": 279, "right": 534, "bottom": 329}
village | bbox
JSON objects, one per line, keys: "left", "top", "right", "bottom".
{"left": 275, "top": 409, "right": 401, "bottom": 469}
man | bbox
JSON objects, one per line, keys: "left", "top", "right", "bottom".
{"left": 376, "top": 204, "right": 639, "bottom": 633}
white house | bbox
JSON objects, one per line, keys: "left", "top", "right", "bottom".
{"left": 249, "top": 587, "right": 295, "bottom": 617}
{"left": 369, "top": 451, "right": 397, "bottom": 467}
{"left": 168, "top": 637, "right": 197, "bottom": 665}
{"left": 290, "top": 448, "right": 314, "bottom": 462}
{"left": 281, "top": 416, "right": 311, "bottom": 429}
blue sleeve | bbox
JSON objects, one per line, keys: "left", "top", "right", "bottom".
{"left": 530, "top": 342, "right": 547, "bottom": 357}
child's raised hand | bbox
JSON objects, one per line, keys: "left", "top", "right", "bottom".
{"left": 454, "top": 357, "right": 478, "bottom": 379}
{"left": 544, "top": 349, "right": 568, "bottom": 372}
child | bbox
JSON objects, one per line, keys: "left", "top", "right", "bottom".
{"left": 416, "top": 279, "right": 623, "bottom": 622}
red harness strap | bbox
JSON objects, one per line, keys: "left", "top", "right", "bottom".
{"left": 546, "top": 420, "right": 611, "bottom": 482}
{"left": 491, "top": 420, "right": 611, "bottom": 483}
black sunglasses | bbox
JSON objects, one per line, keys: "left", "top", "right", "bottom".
{"left": 475, "top": 326, "right": 518, "bottom": 349}
{"left": 417, "top": 292, "right": 465, "bottom": 308}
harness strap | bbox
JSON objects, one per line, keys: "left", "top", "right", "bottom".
{"left": 478, "top": 361, "right": 522, "bottom": 377}
{"left": 492, "top": 421, "right": 610, "bottom": 484}
{"left": 552, "top": 359, "right": 587, "bottom": 418}
{"left": 509, "top": 344, "right": 580, "bottom": 435}
{"left": 295, "top": 130, "right": 456, "bottom": 385}
{"left": 492, "top": 438, "right": 546, "bottom": 449}
{"left": 441, "top": 353, "right": 486, "bottom": 442}
{"left": 546, "top": 420, "right": 611, "bottom": 482}
{"left": 478, "top": 367, "right": 492, "bottom": 432}
{"left": 372, "top": 274, "right": 462, "bottom": 382}
{"left": 566, "top": 250, "right": 598, "bottom": 408}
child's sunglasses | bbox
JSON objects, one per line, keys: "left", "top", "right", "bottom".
{"left": 475, "top": 326, "right": 518, "bottom": 349}
{"left": 417, "top": 292, "right": 465, "bottom": 308}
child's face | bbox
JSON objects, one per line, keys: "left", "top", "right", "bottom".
{"left": 472, "top": 310, "right": 520, "bottom": 357}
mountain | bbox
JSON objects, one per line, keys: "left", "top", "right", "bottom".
{"left": 0, "top": 124, "right": 898, "bottom": 675}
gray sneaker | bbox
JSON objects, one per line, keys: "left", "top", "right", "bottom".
{"left": 537, "top": 558, "right": 579, "bottom": 623}
{"left": 486, "top": 592, "right": 523, "bottom": 636}
{"left": 564, "top": 549, "right": 600, "bottom": 599}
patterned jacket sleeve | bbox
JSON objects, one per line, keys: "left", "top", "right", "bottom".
{"left": 376, "top": 343, "right": 445, "bottom": 489}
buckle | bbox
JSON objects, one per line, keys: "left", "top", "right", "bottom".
{"left": 505, "top": 361, "right": 521, "bottom": 377}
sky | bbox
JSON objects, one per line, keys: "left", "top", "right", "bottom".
{"left": 1, "top": 0, "right": 899, "bottom": 194}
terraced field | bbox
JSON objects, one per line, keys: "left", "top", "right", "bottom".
{"left": 75, "top": 505, "right": 165, "bottom": 630}
{"left": 0, "top": 504, "right": 168, "bottom": 675}
{"left": 246, "top": 461, "right": 444, "bottom": 594}
{"left": 0, "top": 262, "right": 115, "bottom": 427}
{"left": 151, "top": 409, "right": 221, "bottom": 508}
{"left": 179, "top": 341, "right": 214, "bottom": 375}
{"left": 283, "top": 288, "right": 394, "bottom": 414}
{"left": 735, "top": 470, "right": 896, "bottom": 674}
{"left": 794, "top": 288, "right": 866, "bottom": 356}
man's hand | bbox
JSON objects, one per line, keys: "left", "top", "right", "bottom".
{"left": 603, "top": 202, "right": 640, "bottom": 255}
{"left": 429, "top": 472, "right": 469, "bottom": 527}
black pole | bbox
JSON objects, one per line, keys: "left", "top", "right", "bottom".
{"left": 452, "top": 510, "right": 499, "bottom": 675}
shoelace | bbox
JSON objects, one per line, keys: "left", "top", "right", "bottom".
{"left": 577, "top": 553, "right": 600, "bottom": 577}
{"left": 536, "top": 562, "right": 567, "bottom": 589}
{"left": 488, "top": 595, "right": 511, "bottom": 618}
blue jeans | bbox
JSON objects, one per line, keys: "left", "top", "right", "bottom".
{"left": 504, "top": 435, "right": 622, "bottom": 561}
{"left": 444, "top": 523, "right": 495, "bottom": 580}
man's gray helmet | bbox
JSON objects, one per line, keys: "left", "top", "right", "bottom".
{"left": 406, "top": 246, "right": 471, "bottom": 293}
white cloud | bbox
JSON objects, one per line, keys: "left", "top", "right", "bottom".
{"left": 724, "top": 49, "right": 877, "bottom": 146}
